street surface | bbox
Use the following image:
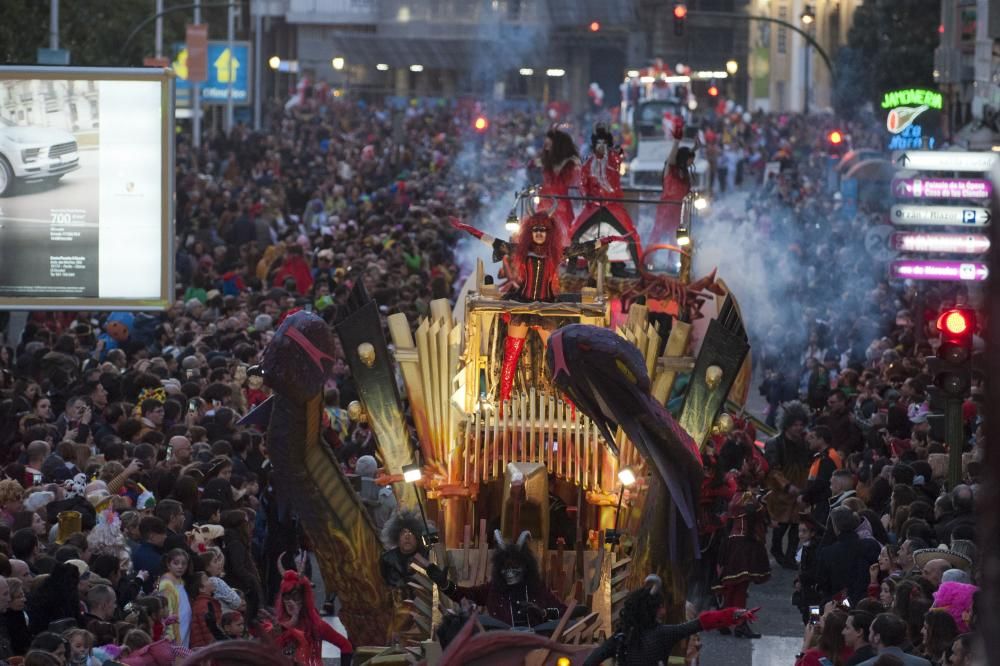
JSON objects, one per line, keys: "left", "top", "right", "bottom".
{"left": 699, "top": 557, "right": 803, "bottom": 665}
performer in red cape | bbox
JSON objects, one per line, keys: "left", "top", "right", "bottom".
{"left": 451, "top": 213, "right": 634, "bottom": 405}
{"left": 653, "top": 116, "right": 695, "bottom": 245}
{"left": 272, "top": 571, "right": 353, "bottom": 665}
{"left": 537, "top": 127, "right": 581, "bottom": 232}
{"left": 571, "top": 123, "right": 636, "bottom": 238}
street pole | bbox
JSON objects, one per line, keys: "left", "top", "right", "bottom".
{"left": 49, "top": 0, "right": 59, "bottom": 49}
{"left": 225, "top": 2, "right": 235, "bottom": 134}
{"left": 803, "top": 40, "right": 810, "bottom": 114}
{"left": 946, "top": 397, "right": 964, "bottom": 487}
{"left": 155, "top": 0, "right": 163, "bottom": 57}
{"left": 253, "top": 11, "right": 262, "bottom": 130}
{"left": 193, "top": 0, "right": 202, "bottom": 150}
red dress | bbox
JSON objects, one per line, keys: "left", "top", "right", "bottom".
{"left": 540, "top": 158, "right": 580, "bottom": 232}
{"left": 653, "top": 165, "right": 690, "bottom": 246}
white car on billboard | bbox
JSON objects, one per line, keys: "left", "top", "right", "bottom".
{"left": 0, "top": 117, "right": 80, "bottom": 196}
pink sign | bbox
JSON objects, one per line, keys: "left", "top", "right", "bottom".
{"left": 892, "top": 178, "right": 992, "bottom": 199}
{"left": 890, "top": 260, "right": 989, "bottom": 282}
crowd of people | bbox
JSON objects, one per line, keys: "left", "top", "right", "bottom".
{"left": 0, "top": 84, "right": 985, "bottom": 666}
{"left": 690, "top": 110, "right": 984, "bottom": 665}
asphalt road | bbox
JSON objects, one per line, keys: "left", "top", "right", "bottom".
{"left": 699, "top": 555, "right": 806, "bottom": 665}
{"left": 0, "top": 149, "right": 100, "bottom": 297}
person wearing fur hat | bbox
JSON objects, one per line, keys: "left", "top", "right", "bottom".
{"left": 271, "top": 570, "right": 352, "bottom": 666}
{"left": 583, "top": 574, "right": 757, "bottom": 665}
{"left": 764, "top": 401, "right": 812, "bottom": 569}
{"left": 712, "top": 433, "right": 771, "bottom": 638}
{"left": 425, "top": 530, "right": 566, "bottom": 629}
{"left": 571, "top": 124, "right": 637, "bottom": 252}
{"left": 378, "top": 510, "right": 429, "bottom": 590}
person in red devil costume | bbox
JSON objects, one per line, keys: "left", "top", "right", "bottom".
{"left": 571, "top": 124, "right": 639, "bottom": 251}
{"left": 426, "top": 530, "right": 566, "bottom": 630}
{"left": 271, "top": 570, "right": 353, "bottom": 665}
{"left": 451, "top": 212, "right": 634, "bottom": 405}
{"left": 653, "top": 117, "right": 696, "bottom": 246}
{"left": 536, "top": 127, "right": 581, "bottom": 232}
{"left": 712, "top": 428, "right": 771, "bottom": 639}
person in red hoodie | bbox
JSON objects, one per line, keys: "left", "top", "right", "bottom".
{"left": 272, "top": 570, "right": 352, "bottom": 666}
{"left": 188, "top": 572, "right": 225, "bottom": 649}
{"left": 271, "top": 244, "right": 314, "bottom": 295}
{"left": 653, "top": 116, "right": 695, "bottom": 246}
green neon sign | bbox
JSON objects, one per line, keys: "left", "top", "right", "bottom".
{"left": 881, "top": 88, "right": 943, "bottom": 110}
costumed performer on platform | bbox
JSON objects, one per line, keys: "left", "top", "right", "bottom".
{"left": 571, "top": 123, "right": 636, "bottom": 240}
{"left": 450, "top": 212, "right": 634, "bottom": 404}
{"left": 536, "top": 127, "right": 581, "bottom": 232}
{"left": 272, "top": 570, "right": 353, "bottom": 666}
{"left": 653, "top": 116, "right": 695, "bottom": 246}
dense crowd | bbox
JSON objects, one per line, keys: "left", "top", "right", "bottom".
{"left": 690, "top": 110, "right": 984, "bottom": 665}
{"left": 0, "top": 88, "right": 986, "bottom": 666}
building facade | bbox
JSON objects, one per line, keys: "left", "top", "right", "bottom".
{"left": 744, "top": 0, "right": 862, "bottom": 113}
{"left": 252, "top": 0, "right": 644, "bottom": 110}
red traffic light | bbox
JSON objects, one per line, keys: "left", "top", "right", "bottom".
{"left": 937, "top": 309, "right": 971, "bottom": 336}
{"left": 589, "top": 21, "right": 600, "bottom": 32}
{"left": 707, "top": 85, "right": 719, "bottom": 97}
{"left": 474, "top": 116, "right": 489, "bottom": 132}
{"left": 673, "top": 4, "right": 687, "bottom": 18}
{"left": 828, "top": 130, "right": 843, "bottom": 145}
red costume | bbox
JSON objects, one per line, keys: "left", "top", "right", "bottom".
{"left": 537, "top": 128, "right": 580, "bottom": 232}
{"left": 273, "top": 571, "right": 352, "bottom": 666}
{"left": 272, "top": 250, "right": 315, "bottom": 295}
{"left": 653, "top": 118, "right": 693, "bottom": 246}
{"left": 451, "top": 213, "right": 633, "bottom": 404}
{"left": 713, "top": 432, "right": 771, "bottom": 613}
{"left": 571, "top": 125, "right": 635, "bottom": 238}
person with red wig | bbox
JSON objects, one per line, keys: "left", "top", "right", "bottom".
{"left": 451, "top": 213, "right": 633, "bottom": 404}
{"left": 271, "top": 571, "right": 352, "bottom": 666}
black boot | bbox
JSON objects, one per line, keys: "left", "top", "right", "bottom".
{"left": 734, "top": 622, "right": 761, "bottom": 639}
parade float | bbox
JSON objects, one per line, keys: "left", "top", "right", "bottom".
{"left": 253, "top": 175, "right": 759, "bottom": 664}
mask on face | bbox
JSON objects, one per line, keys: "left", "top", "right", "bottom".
{"left": 501, "top": 565, "right": 524, "bottom": 586}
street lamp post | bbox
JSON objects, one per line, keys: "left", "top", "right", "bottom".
{"left": 801, "top": 5, "right": 815, "bottom": 114}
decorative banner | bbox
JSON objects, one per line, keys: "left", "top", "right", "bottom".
{"left": 890, "top": 232, "right": 991, "bottom": 254}
{"left": 892, "top": 178, "right": 992, "bottom": 200}
{"left": 890, "top": 204, "right": 992, "bottom": 227}
{"left": 892, "top": 150, "right": 998, "bottom": 172}
{"left": 890, "top": 260, "right": 988, "bottom": 282}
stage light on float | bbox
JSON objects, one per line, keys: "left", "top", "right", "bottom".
{"left": 677, "top": 226, "right": 691, "bottom": 246}
{"left": 402, "top": 463, "right": 423, "bottom": 483}
{"left": 505, "top": 210, "right": 520, "bottom": 234}
{"left": 618, "top": 467, "right": 637, "bottom": 487}
{"left": 693, "top": 194, "right": 708, "bottom": 211}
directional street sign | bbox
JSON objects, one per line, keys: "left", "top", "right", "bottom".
{"left": 890, "top": 204, "right": 992, "bottom": 227}
{"left": 173, "top": 41, "right": 251, "bottom": 106}
{"left": 890, "top": 260, "right": 988, "bottom": 282}
{"left": 893, "top": 150, "right": 998, "bottom": 172}
{"left": 892, "top": 178, "right": 991, "bottom": 200}
{"left": 890, "top": 232, "right": 990, "bottom": 254}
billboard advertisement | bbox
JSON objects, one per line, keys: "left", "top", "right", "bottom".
{"left": 0, "top": 67, "right": 173, "bottom": 310}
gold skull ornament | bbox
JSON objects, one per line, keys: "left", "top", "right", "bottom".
{"left": 712, "top": 412, "right": 734, "bottom": 435}
{"left": 705, "top": 365, "right": 723, "bottom": 391}
{"left": 357, "top": 342, "right": 376, "bottom": 368}
{"left": 347, "top": 400, "right": 366, "bottom": 422}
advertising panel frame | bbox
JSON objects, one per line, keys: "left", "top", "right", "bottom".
{"left": 0, "top": 66, "right": 174, "bottom": 311}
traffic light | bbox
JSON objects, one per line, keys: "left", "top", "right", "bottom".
{"left": 928, "top": 307, "right": 975, "bottom": 397}
{"left": 673, "top": 3, "right": 687, "bottom": 36}
{"left": 707, "top": 85, "right": 719, "bottom": 97}
{"left": 589, "top": 21, "right": 601, "bottom": 32}
{"left": 473, "top": 115, "right": 489, "bottom": 133}
{"left": 827, "top": 129, "right": 846, "bottom": 157}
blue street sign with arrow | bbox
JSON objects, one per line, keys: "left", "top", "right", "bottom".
{"left": 173, "top": 41, "right": 251, "bottom": 106}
